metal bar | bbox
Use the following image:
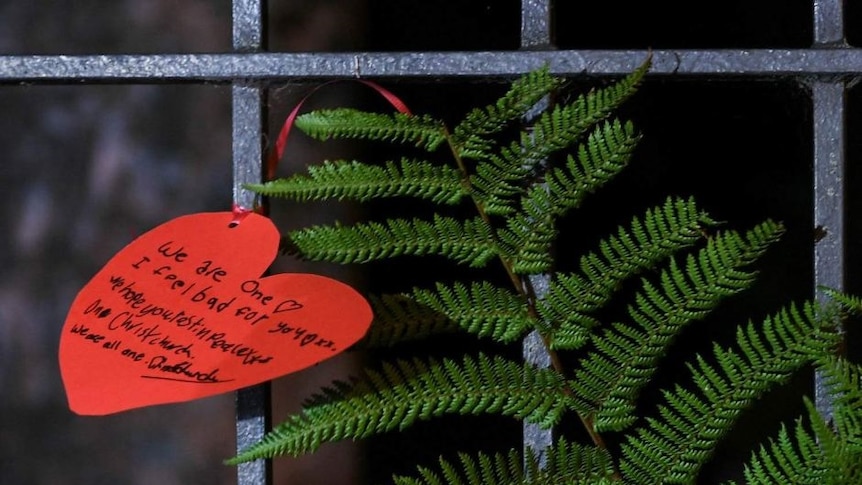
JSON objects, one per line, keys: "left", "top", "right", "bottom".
{"left": 811, "top": 0, "right": 846, "bottom": 426}
{"left": 4, "top": 49, "right": 862, "bottom": 83}
{"left": 811, "top": 80, "right": 847, "bottom": 422}
{"left": 233, "top": 0, "right": 265, "bottom": 52}
{"left": 521, "top": 0, "right": 553, "bottom": 49}
{"left": 814, "top": 0, "right": 846, "bottom": 46}
{"left": 520, "top": 0, "right": 555, "bottom": 466}
{"left": 232, "top": 1, "right": 271, "bottom": 485}
{"left": 522, "top": 281, "right": 554, "bottom": 464}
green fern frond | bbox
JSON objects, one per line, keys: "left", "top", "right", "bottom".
{"left": 365, "top": 293, "right": 458, "bottom": 347}
{"left": 469, "top": 61, "right": 649, "bottom": 216}
{"left": 245, "top": 159, "right": 466, "bottom": 204}
{"left": 391, "top": 438, "right": 615, "bottom": 485}
{"left": 803, "top": 398, "right": 862, "bottom": 483}
{"left": 802, "top": 356, "right": 862, "bottom": 482}
{"left": 469, "top": 153, "right": 532, "bottom": 216}
{"left": 410, "top": 281, "right": 535, "bottom": 343}
{"left": 815, "top": 356, "right": 862, "bottom": 453}
{"left": 227, "top": 354, "right": 574, "bottom": 463}
{"left": 820, "top": 287, "right": 862, "bottom": 315}
{"left": 526, "top": 438, "right": 617, "bottom": 485}
{"left": 739, "top": 417, "right": 827, "bottom": 485}
{"left": 493, "top": 120, "right": 642, "bottom": 274}
{"left": 545, "top": 119, "right": 641, "bottom": 214}
{"left": 515, "top": 59, "right": 648, "bottom": 170}
{"left": 572, "top": 220, "right": 785, "bottom": 431}
{"left": 392, "top": 448, "right": 525, "bottom": 485}
{"left": 619, "top": 301, "right": 841, "bottom": 484}
{"left": 451, "top": 65, "right": 561, "bottom": 160}
{"left": 740, "top": 390, "right": 862, "bottom": 485}
{"left": 222, "top": 62, "right": 862, "bottom": 485}
{"left": 496, "top": 186, "right": 557, "bottom": 274}
{"left": 364, "top": 282, "right": 533, "bottom": 347}
{"left": 540, "top": 197, "right": 716, "bottom": 349}
{"left": 285, "top": 215, "right": 498, "bottom": 267}
{"left": 295, "top": 108, "right": 447, "bottom": 151}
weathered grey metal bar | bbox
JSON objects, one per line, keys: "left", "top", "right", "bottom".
{"left": 520, "top": 0, "right": 555, "bottom": 466}
{"left": 811, "top": 80, "right": 847, "bottom": 421}
{"left": 814, "top": 0, "right": 846, "bottom": 46}
{"left": 811, "top": 0, "right": 847, "bottom": 425}
{"left": 521, "top": 0, "right": 553, "bottom": 50}
{"left": 3, "top": 49, "right": 862, "bottom": 83}
{"left": 233, "top": 0, "right": 264, "bottom": 53}
{"left": 232, "top": 1, "right": 271, "bottom": 485}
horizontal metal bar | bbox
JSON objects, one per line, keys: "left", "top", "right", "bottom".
{"left": 3, "top": 49, "right": 862, "bottom": 83}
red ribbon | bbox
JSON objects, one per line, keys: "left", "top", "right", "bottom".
{"left": 265, "top": 79, "right": 413, "bottom": 182}
{"left": 232, "top": 79, "right": 412, "bottom": 222}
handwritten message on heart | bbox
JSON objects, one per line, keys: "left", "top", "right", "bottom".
{"left": 60, "top": 212, "right": 373, "bottom": 415}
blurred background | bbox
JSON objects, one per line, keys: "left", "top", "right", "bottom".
{"left": 2, "top": 1, "right": 862, "bottom": 484}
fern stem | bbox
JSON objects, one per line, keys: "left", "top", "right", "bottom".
{"left": 521, "top": 275, "right": 614, "bottom": 461}
{"left": 444, "top": 127, "right": 524, "bottom": 293}
{"left": 443, "top": 127, "right": 616, "bottom": 465}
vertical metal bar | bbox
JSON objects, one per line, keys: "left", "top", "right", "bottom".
{"left": 811, "top": 86, "right": 846, "bottom": 301}
{"left": 814, "top": 0, "right": 846, "bottom": 46}
{"left": 232, "top": 1, "right": 272, "bottom": 485}
{"left": 521, "top": 0, "right": 555, "bottom": 466}
{"left": 811, "top": 81, "right": 846, "bottom": 421}
{"left": 521, "top": 0, "right": 553, "bottom": 49}
{"left": 522, "top": 281, "right": 554, "bottom": 465}
{"left": 811, "top": 0, "right": 846, "bottom": 425}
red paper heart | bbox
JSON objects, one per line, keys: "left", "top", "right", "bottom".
{"left": 60, "top": 212, "right": 372, "bottom": 415}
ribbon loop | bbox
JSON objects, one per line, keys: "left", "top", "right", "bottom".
{"left": 266, "top": 79, "right": 412, "bottom": 181}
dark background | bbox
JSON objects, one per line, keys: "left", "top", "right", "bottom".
{"left": 1, "top": 1, "right": 860, "bottom": 484}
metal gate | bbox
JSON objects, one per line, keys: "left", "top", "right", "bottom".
{"left": 2, "top": 1, "right": 857, "bottom": 483}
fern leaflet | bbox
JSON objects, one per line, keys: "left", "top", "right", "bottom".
{"left": 619, "top": 302, "right": 841, "bottom": 484}
{"left": 391, "top": 438, "right": 615, "bottom": 485}
{"left": 470, "top": 60, "right": 648, "bottom": 216}
{"left": 539, "top": 196, "right": 716, "bottom": 349}
{"left": 738, "top": 416, "right": 827, "bottom": 485}
{"left": 365, "top": 282, "right": 533, "bottom": 346}
{"left": 739, "top": 377, "right": 862, "bottom": 485}
{"left": 816, "top": 356, "right": 862, "bottom": 448}
{"left": 492, "top": 119, "right": 642, "bottom": 274}
{"left": 365, "top": 293, "right": 459, "bottom": 347}
{"left": 572, "top": 220, "right": 784, "bottom": 432}
{"left": 295, "top": 109, "right": 446, "bottom": 151}
{"left": 451, "top": 65, "right": 561, "bottom": 160}
{"left": 246, "top": 159, "right": 466, "bottom": 204}
{"left": 410, "top": 281, "right": 535, "bottom": 343}
{"left": 227, "top": 354, "right": 574, "bottom": 462}
{"left": 820, "top": 287, "right": 862, "bottom": 316}
{"left": 285, "top": 215, "right": 498, "bottom": 267}
{"left": 496, "top": 186, "right": 557, "bottom": 274}
{"left": 545, "top": 119, "right": 641, "bottom": 214}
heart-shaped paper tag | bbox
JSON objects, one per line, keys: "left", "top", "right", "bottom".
{"left": 60, "top": 211, "right": 372, "bottom": 415}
